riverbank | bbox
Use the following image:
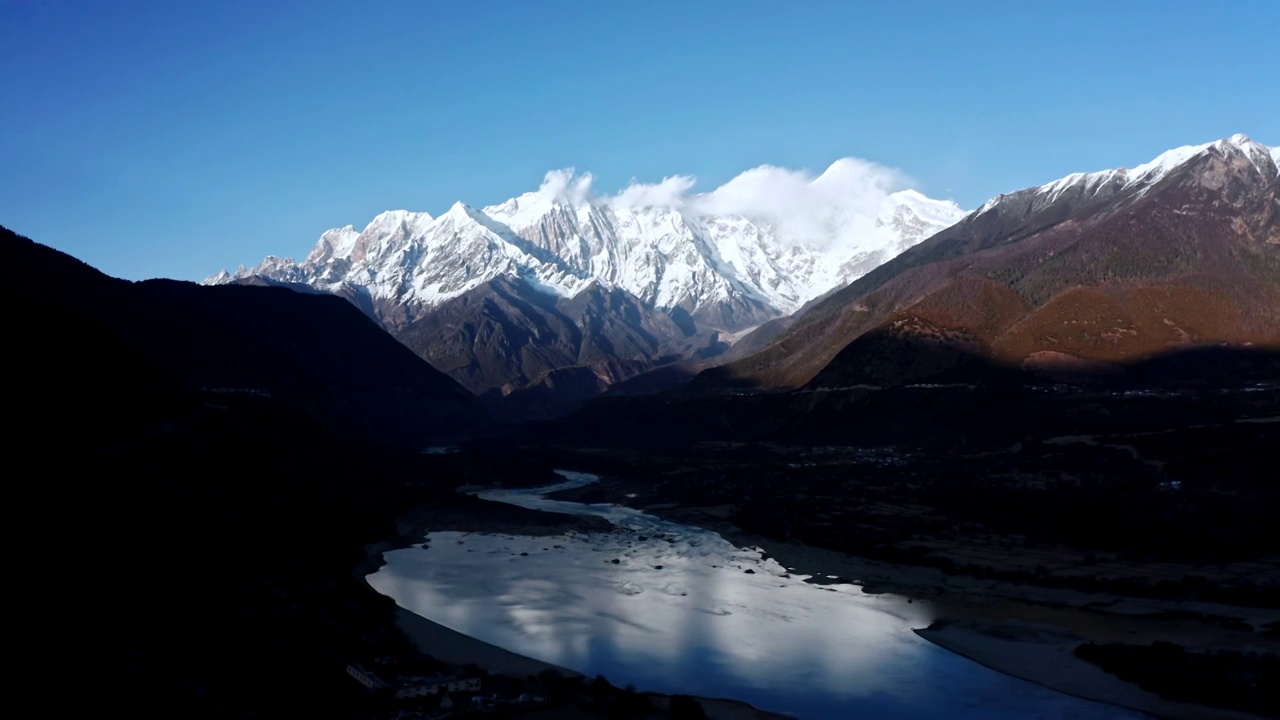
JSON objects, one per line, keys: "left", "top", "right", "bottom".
{"left": 916, "top": 621, "right": 1262, "bottom": 720}
{"left": 540, "top": 469, "right": 1276, "bottom": 720}
{"left": 362, "top": 477, "right": 1275, "bottom": 720}
{"left": 650, "top": 504, "right": 1277, "bottom": 720}
{"left": 357, "top": 499, "right": 790, "bottom": 720}
{"left": 353, "top": 494, "right": 593, "bottom": 676}
{"left": 393, "top": 607, "right": 785, "bottom": 720}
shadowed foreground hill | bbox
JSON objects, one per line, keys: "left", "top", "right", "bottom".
{"left": 3, "top": 225, "right": 494, "bottom": 717}
{"left": 394, "top": 276, "right": 724, "bottom": 421}
{"left": 5, "top": 226, "right": 489, "bottom": 445}
{"left": 706, "top": 135, "right": 1279, "bottom": 389}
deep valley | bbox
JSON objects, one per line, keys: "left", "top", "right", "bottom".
{"left": 9, "top": 131, "right": 1279, "bottom": 719}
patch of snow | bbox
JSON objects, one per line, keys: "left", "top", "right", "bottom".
{"left": 974, "top": 135, "right": 1278, "bottom": 219}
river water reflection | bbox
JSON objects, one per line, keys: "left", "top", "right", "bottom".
{"left": 368, "top": 472, "right": 1143, "bottom": 719}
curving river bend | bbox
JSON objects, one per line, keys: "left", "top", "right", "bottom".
{"left": 368, "top": 472, "right": 1143, "bottom": 719}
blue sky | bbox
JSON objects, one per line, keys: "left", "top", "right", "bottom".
{"left": 2, "top": 0, "right": 1277, "bottom": 281}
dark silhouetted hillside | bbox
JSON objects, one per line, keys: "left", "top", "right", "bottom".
{"left": 5, "top": 224, "right": 489, "bottom": 717}
{"left": 6, "top": 226, "right": 490, "bottom": 445}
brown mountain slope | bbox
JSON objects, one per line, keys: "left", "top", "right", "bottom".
{"left": 708, "top": 136, "right": 1280, "bottom": 389}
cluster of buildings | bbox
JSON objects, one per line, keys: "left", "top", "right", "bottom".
{"left": 394, "top": 674, "right": 483, "bottom": 699}
{"left": 347, "top": 663, "right": 480, "bottom": 697}
{"left": 347, "top": 662, "right": 546, "bottom": 715}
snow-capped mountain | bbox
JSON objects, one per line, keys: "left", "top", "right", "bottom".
{"left": 206, "top": 163, "right": 966, "bottom": 333}
{"left": 721, "top": 134, "right": 1280, "bottom": 389}
{"left": 975, "top": 134, "right": 1279, "bottom": 215}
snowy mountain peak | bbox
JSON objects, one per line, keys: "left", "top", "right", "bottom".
{"left": 886, "top": 189, "right": 966, "bottom": 224}
{"left": 206, "top": 268, "right": 232, "bottom": 284}
{"left": 889, "top": 188, "right": 931, "bottom": 203}
{"left": 1125, "top": 134, "right": 1276, "bottom": 183}
{"left": 978, "top": 135, "right": 1277, "bottom": 216}
{"left": 1213, "top": 135, "right": 1278, "bottom": 177}
{"left": 484, "top": 187, "right": 586, "bottom": 231}
{"left": 365, "top": 209, "right": 432, "bottom": 230}
{"left": 441, "top": 201, "right": 477, "bottom": 223}
{"left": 208, "top": 162, "right": 967, "bottom": 329}
{"left": 815, "top": 157, "right": 877, "bottom": 185}
{"left": 307, "top": 225, "right": 361, "bottom": 264}
{"left": 1215, "top": 133, "right": 1271, "bottom": 157}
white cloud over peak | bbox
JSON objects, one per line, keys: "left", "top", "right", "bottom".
{"left": 609, "top": 174, "right": 698, "bottom": 210}
{"left": 535, "top": 168, "right": 596, "bottom": 206}
{"left": 715, "top": 159, "right": 913, "bottom": 249}
{"left": 530, "top": 156, "right": 917, "bottom": 250}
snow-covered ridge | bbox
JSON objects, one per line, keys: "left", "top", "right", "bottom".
{"left": 979, "top": 134, "right": 1277, "bottom": 213}
{"left": 206, "top": 159, "right": 967, "bottom": 326}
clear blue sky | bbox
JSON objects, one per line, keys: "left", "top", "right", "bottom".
{"left": 3, "top": 0, "right": 1277, "bottom": 281}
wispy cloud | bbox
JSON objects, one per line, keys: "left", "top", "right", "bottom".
{"left": 611, "top": 174, "right": 698, "bottom": 209}
{"left": 534, "top": 168, "right": 596, "bottom": 206}
{"left": 529, "top": 157, "right": 915, "bottom": 249}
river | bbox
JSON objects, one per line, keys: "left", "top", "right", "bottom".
{"left": 368, "top": 472, "right": 1144, "bottom": 719}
